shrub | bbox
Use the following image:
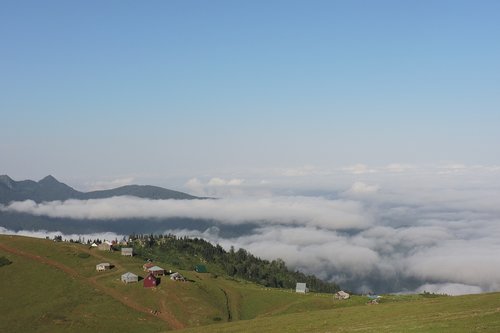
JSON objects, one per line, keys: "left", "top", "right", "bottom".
{"left": 0, "top": 256, "right": 12, "bottom": 267}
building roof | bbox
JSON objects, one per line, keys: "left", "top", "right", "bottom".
{"left": 148, "top": 266, "right": 164, "bottom": 272}
{"left": 97, "top": 262, "right": 110, "bottom": 266}
{"left": 195, "top": 264, "right": 207, "bottom": 273}
{"left": 121, "top": 272, "right": 138, "bottom": 278}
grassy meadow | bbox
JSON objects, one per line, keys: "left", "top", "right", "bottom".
{"left": 1, "top": 235, "right": 500, "bottom": 332}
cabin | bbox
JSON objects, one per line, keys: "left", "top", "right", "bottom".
{"left": 194, "top": 264, "right": 207, "bottom": 273}
{"left": 170, "top": 272, "right": 186, "bottom": 281}
{"left": 121, "top": 248, "right": 133, "bottom": 257}
{"left": 147, "top": 266, "right": 165, "bottom": 277}
{"left": 143, "top": 262, "right": 155, "bottom": 271}
{"left": 296, "top": 282, "right": 309, "bottom": 294}
{"left": 335, "top": 290, "right": 350, "bottom": 300}
{"left": 98, "top": 242, "right": 112, "bottom": 251}
{"left": 96, "top": 263, "right": 111, "bottom": 271}
{"left": 121, "top": 272, "right": 139, "bottom": 284}
{"left": 143, "top": 273, "right": 158, "bottom": 288}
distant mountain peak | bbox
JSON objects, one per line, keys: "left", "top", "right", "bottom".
{"left": 0, "top": 175, "right": 200, "bottom": 204}
{"left": 39, "top": 175, "right": 60, "bottom": 185}
{"left": 0, "top": 175, "right": 14, "bottom": 189}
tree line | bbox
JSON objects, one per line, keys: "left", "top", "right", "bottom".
{"left": 128, "top": 233, "right": 340, "bottom": 293}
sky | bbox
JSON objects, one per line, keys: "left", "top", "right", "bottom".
{"left": 1, "top": 2, "right": 500, "bottom": 294}
{"left": 1, "top": 0, "right": 499, "bottom": 188}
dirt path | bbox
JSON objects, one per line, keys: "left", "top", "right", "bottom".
{"left": 0, "top": 242, "right": 185, "bottom": 330}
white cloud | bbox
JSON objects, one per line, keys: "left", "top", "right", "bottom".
{"left": 347, "top": 181, "right": 379, "bottom": 194}
{"left": 207, "top": 177, "right": 245, "bottom": 186}
{"left": 415, "top": 283, "right": 483, "bottom": 296}
{"left": 342, "top": 164, "right": 377, "bottom": 175}
{"left": 385, "top": 163, "right": 415, "bottom": 173}
{"left": 282, "top": 165, "right": 319, "bottom": 177}
{"left": 0, "top": 227, "right": 125, "bottom": 243}
{"left": 0, "top": 196, "right": 372, "bottom": 230}
{"left": 185, "top": 178, "right": 205, "bottom": 196}
{"left": 85, "top": 177, "right": 135, "bottom": 191}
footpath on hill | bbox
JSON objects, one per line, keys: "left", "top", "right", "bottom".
{"left": 0, "top": 242, "right": 185, "bottom": 330}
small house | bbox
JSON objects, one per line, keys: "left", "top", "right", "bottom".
{"left": 143, "top": 273, "right": 158, "bottom": 288}
{"left": 98, "top": 242, "right": 112, "bottom": 251}
{"left": 143, "top": 262, "right": 155, "bottom": 271}
{"left": 121, "top": 248, "right": 133, "bottom": 257}
{"left": 121, "top": 272, "right": 139, "bottom": 284}
{"left": 147, "top": 266, "right": 165, "bottom": 277}
{"left": 96, "top": 263, "right": 111, "bottom": 271}
{"left": 194, "top": 264, "right": 207, "bottom": 273}
{"left": 170, "top": 272, "right": 186, "bottom": 281}
{"left": 335, "top": 290, "right": 350, "bottom": 300}
{"left": 296, "top": 282, "right": 309, "bottom": 294}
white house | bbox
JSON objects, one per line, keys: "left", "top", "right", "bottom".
{"left": 170, "top": 272, "right": 186, "bottom": 281}
{"left": 121, "top": 272, "right": 139, "bottom": 283}
{"left": 296, "top": 282, "right": 309, "bottom": 293}
{"left": 121, "top": 248, "right": 133, "bottom": 257}
{"left": 335, "top": 290, "right": 350, "bottom": 300}
{"left": 96, "top": 263, "right": 111, "bottom": 271}
{"left": 147, "top": 266, "right": 165, "bottom": 276}
{"left": 98, "top": 243, "right": 112, "bottom": 251}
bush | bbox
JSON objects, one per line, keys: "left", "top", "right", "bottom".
{"left": 0, "top": 256, "right": 12, "bottom": 267}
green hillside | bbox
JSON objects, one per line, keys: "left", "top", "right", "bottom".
{"left": 1, "top": 235, "right": 500, "bottom": 333}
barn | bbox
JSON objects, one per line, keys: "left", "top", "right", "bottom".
{"left": 147, "top": 266, "right": 165, "bottom": 277}
{"left": 143, "top": 262, "right": 155, "bottom": 271}
{"left": 296, "top": 282, "right": 309, "bottom": 293}
{"left": 143, "top": 273, "right": 158, "bottom": 288}
{"left": 121, "top": 272, "right": 139, "bottom": 283}
{"left": 121, "top": 248, "right": 133, "bottom": 257}
{"left": 96, "top": 263, "right": 111, "bottom": 271}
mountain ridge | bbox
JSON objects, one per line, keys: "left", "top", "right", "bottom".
{"left": 0, "top": 175, "right": 199, "bottom": 204}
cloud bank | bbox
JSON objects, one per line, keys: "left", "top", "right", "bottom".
{"left": 0, "top": 196, "right": 371, "bottom": 230}
{"left": 2, "top": 164, "right": 500, "bottom": 295}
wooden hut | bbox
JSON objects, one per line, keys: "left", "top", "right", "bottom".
{"left": 121, "top": 272, "right": 139, "bottom": 283}
{"left": 143, "top": 273, "right": 158, "bottom": 288}
{"left": 147, "top": 266, "right": 165, "bottom": 277}
{"left": 121, "top": 248, "right": 133, "bottom": 257}
{"left": 295, "top": 282, "right": 309, "bottom": 293}
{"left": 98, "top": 242, "right": 112, "bottom": 251}
{"left": 96, "top": 263, "right": 111, "bottom": 271}
{"left": 143, "top": 262, "right": 155, "bottom": 271}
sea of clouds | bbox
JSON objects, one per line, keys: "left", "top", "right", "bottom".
{"left": 2, "top": 164, "right": 500, "bottom": 295}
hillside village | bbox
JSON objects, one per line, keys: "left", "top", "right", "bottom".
{"left": 82, "top": 233, "right": 340, "bottom": 294}
{"left": 2, "top": 234, "right": 500, "bottom": 333}
{"left": 89, "top": 235, "right": 339, "bottom": 301}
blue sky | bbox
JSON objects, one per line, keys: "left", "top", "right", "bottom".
{"left": 1, "top": 0, "right": 499, "bottom": 186}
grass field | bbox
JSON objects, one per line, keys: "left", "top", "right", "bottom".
{"left": 2, "top": 235, "right": 500, "bottom": 332}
